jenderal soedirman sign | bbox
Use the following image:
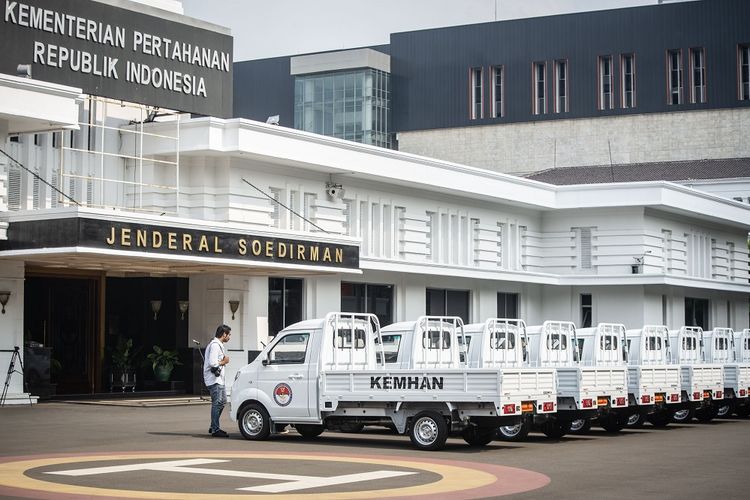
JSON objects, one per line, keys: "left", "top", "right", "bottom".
{"left": 0, "top": 217, "right": 360, "bottom": 269}
{"left": 1, "top": 0, "right": 233, "bottom": 117}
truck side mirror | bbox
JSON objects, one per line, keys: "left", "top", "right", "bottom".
{"left": 261, "top": 355, "right": 269, "bottom": 366}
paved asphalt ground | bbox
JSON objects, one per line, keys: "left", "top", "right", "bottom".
{"left": 0, "top": 401, "right": 749, "bottom": 499}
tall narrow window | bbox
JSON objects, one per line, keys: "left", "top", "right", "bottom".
{"left": 268, "top": 278, "right": 304, "bottom": 336}
{"left": 533, "top": 62, "right": 546, "bottom": 115}
{"left": 426, "top": 288, "right": 470, "bottom": 324}
{"left": 470, "top": 67, "right": 483, "bottom": 119}
{"left": 581, "top": 294, "right": 593, "bottom": 328}
{"left": 497, "top": 292, "right": 519, "bottom": 318}
{"left": 739, "top": 45, "right": 750, "bottom": 100}
{"left": 554, "top": 59, "right": 568, "bottom": 113}
{"left": 621, "top": 53, "right": 635, "bottom": 108}
{"left": 667, "top": 49, "right": 683, "bottom": 105}
{"left": 492, "top": 65, "right": 504, "bottom": 118}
{"left": 598, "top": 55, "right": 613, "bottom": 110}
{"left": 690, "top": 48, "right": 706, "bottom": 104}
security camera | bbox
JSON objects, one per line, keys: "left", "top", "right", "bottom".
{"left": 325, "top": 182, "right": 343, "bottom": 199}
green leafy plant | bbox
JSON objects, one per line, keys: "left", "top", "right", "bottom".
{"left": 146, "top": 345, "right": 182, "bottom": 380}
{"left": 111, "top": 337, "right": 137, "bottom": 373}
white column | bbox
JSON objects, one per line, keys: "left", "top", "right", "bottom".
{"left": 0, "top": 260, "right": 33, "bottom": 404}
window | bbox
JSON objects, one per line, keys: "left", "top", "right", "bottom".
{"left": 492, "top": 65, "right": 504, "bottom": 118}
{"left": 268, "top": 278, "right": 303, "bottom": 336}
{"left": 533, "top": 62, "right": 546, "bottom": 114}
{"left": 267, "top": 333, "right": 310, "bottom": 364}
{"left": 546, "top": 332, "right": 568, "bottom": 350}
{"left": 426, "top": 288, "right": 470, "bottom": 323}
{"left": 497, "top": 292, "right": 519, "bottom": 318}
{"left": 685, "top": 297, "right": 709, "bottom": 330}
{"left": 470, "top": 67, "right": 483, "bottom": 119}
{"left": 554, "top": 60, "right": 568, "bottom": 113}
{"left": 690, "top": 48, "right": 706, "bottom": 104}
{"left": 574, "top": 227, "right": 593, "bottom": 269}
{"left": 621, "top": 54, "right": 636, "bottom": 108}
{"left": 667, "top": 50, "right": 683, "bottom": 105}
{"left": 491, "top": 331, "right": 516, "bottom": 350}
{"left": 598, "top": 55, "right": 613, "bottom": 110}
{"left": 739, "top": 45, "right": 750, "bottom": 100}
{"left": 375, "top": 334, "right": 401, "bottom": 363}
{"left": 600, "top": 334, "right": 618, "bottom": 351}
{"left": 423, "top": 329, "right": 451, "bottom": 349}
{"left": 335, "top": 328, "right": 366, "bottom": 349}
{"left": 581, "top": 294, "right": 593, "bottom": 328}
{"left": 682, "top": 336, "right": 697, "bottom": 350}
{"left": 716, "top": 337, "right": 728, "bottom": 351}
{"left": 341, "top": 282, "right": 393, "bottom": 327}
{"left": 646, "top": 336, "right": 662, "bottom": 351}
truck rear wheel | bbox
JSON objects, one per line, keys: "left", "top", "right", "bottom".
{"left": 462, "top": 426, "right": 495, "bottom": 447}
{"left": 541, "top": 419, "right": 572, "bottom": 439}
{"left": 569, "top": 418, "right": 591, "bottom": 434}
{"left": 716, "top": 402, "right": 733, "bottom": 419}
{"left": 735, "top": 403, "right": 750, "bottom": 418}
{"left": 647, "top": 409, "right": 671, "bottom": 427}
{"left": 496, "top": 421, "right": 530, "bottom": 442}
{"left": 671, "top": 408, "right": 695, "bottom": 423}
{"left": 295, "top": 424, "right": 325, "bottom": 438}
{"left": 626, "top": 412, "right": 644, "bottom": 428}
{"left": 599, "top": 414, "right": 627, "bottom": 433}
{"left": 238, "top": 403, "right": 271, "bottom": 440}
{"left": 695, "top": 404, "right": 719, "bottom": 423}
{"left": 409, "top": 411, "right": 449, "bottom": 451}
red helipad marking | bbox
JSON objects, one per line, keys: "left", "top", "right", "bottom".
{"left": 0, "top": 451, "right": 551, "bottom": 499}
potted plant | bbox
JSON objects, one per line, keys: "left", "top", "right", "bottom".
{"left": 111, "top": 337, "right": 138, "bottom": 391}
{"left": 146, "top": 345, "right": 182, "bottom": 382}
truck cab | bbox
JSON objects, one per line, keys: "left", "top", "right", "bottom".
{"left": 569, "top": 323, "right": 630, "bottom": 433}
{"left": 706, "top": 328, "right": 750, "bottom": 418}
{"left": 667, "top": 326, "right": 724, "bottom": 423}
{"left": 624, "top": 325, "right": 681, "bottom": 427}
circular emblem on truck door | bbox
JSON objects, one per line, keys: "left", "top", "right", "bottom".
{"left": 273, "top": 383, "right": 293, "bottom": 406}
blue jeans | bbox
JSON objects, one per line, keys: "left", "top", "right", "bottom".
{"left": 208, "top": 383, "right": 226, "bottom": 433}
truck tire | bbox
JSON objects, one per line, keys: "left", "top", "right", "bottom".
{"left": 462, "top": 426, "right": 495, "bottom": 447}
{"left": 541, "top": 419, "right": 572, "bottom": 439}
{"left": 496, "top": 421, "right": 530, "bottom": 442}
{"left": 599, "top": 414, "right": 627, "bottom": 433}
{"left": 715, "top": 402, "right": 733, "bottom": 419}
{"left": 735, "top": 403, "right": 750, "bottom": 418}
{"left": 695, "top": 404, "right": 719, "bottom": 423}
{"left": 409, "top": 411, "right": 449, "bottom": 451}
{"left": 671, "top": 408, "right": 695, "bottom": 423}
{"left": 647, "top": 409, "right": 671, "bottom": 427}
{"left": 569, "top": 418, "right": 591, "bottom": 434}
{"left": 295, "top": 424, "right": 325, "bottom": 438}
{"left": 626, "top": 412, "right": 644, "bottom": 428}
{"left": 238, "top": 403, "right": 271, "bottom": 440}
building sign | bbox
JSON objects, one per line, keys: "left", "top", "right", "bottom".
{"left": 0, "top": 217, "right": 359, "bottom": 269}
{"left": 1, "top": 0, "right": 233, "bottom": 117}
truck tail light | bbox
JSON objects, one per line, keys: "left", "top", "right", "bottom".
{"left": 542, "top": 402, "right": 555, "bottom": 412}
{"left": 641, "top": 395, "right": 651, "bottom": 404}
{"left": 582, "top": 399, "right": 593, "bottom": 408}
{"left": 502, "top": 404, "right": 516, "bottom": 415}
{"left": 703, "top": 391, "right": 711, "bottom": 400}
{"left": 521, "top": 402, "right": 534, "bottom": 413}
{"left": 693, "top": 392, "right": 701, "bottom": 400}
{"left": 715, "top": 391, "right": 722, "bottom": 399}
{"left": 616, "top": 397, "right": 626, "bottom": 406}
{"left": 654, "top": 393, "right": 665, "bottom": 403}
{"left": 740, "top": 389, "right": 747, "bottom": 397}
{"left": 670, "top": 393, "right": 680, "bottom": 402}
{"left": 597, "top": 397, "right": 609, "bottom": 407}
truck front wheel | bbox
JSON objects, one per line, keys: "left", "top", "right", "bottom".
{"left": 238, "top": 403, "right": 271, "bottom": 440}
{"left": 409, "top": 411, "right": 449, "bottom": 451}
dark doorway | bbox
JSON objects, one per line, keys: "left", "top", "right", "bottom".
{"left": 105, "top": 277, "right": 189, "bottom": 392}
{"left": 24, "top": 275, "right": 100, "bottom": 395}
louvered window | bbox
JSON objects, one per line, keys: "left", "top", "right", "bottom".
{"left": 8, "top": 166, "right": 21, "bottom": 210}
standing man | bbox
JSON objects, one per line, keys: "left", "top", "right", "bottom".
{"left": 204, "top": 324, "right": 231, "bottom": 437}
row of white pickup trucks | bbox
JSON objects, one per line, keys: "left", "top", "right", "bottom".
{"left": 229, "top": 313, "right": 750, "bottom": 450}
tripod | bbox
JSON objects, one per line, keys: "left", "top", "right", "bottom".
{"left": 1, "top": 347, "right": 32, "bottom": 407}
{"left": 192, "top": 340, "right": 209, "bottom": 400}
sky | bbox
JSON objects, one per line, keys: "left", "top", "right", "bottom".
{"left": 180, "top": 0, "right": 694, "bottom": 62}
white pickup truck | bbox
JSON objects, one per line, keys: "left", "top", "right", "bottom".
{"left": 624, "top": 325, "right": 681, "bottom": 428}
{"left": 729, "top": 329, "right": 750, "bottom": 417}
{"left": 494, "top": 321, "right": 604, "bottom": 439}
{"left": 705, "top": 327, "right": 750, "bottom": 418}
{"left": 667, "top": 326, "right": 724, "bottom": 423}
{"left": 461, "top": 319, "right": 557, "bottom": 441}
{"left": 567, "top": 323, "right": 630, "bottom": 433}
{"left": 231, "top": 313, "right": 530, "bottom": 450}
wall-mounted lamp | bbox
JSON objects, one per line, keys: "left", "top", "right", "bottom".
{"left": 228, "top": 300, "right": 240, "bottom": 320}
{"left": 178, "top": 300, "right": 189, "bottom": 320}
{"left": 0, "top": 291, "right": 10, "bottom": 314}
{"left": 150, "top": 300, "right": 162, "bottom": 320}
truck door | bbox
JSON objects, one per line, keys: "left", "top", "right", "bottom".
{"left": 257, "top": 331, "right": 312, "bottom": 418}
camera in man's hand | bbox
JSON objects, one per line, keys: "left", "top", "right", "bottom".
{"left": 210, "top": 365, "right": 222, "bottom": 376}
